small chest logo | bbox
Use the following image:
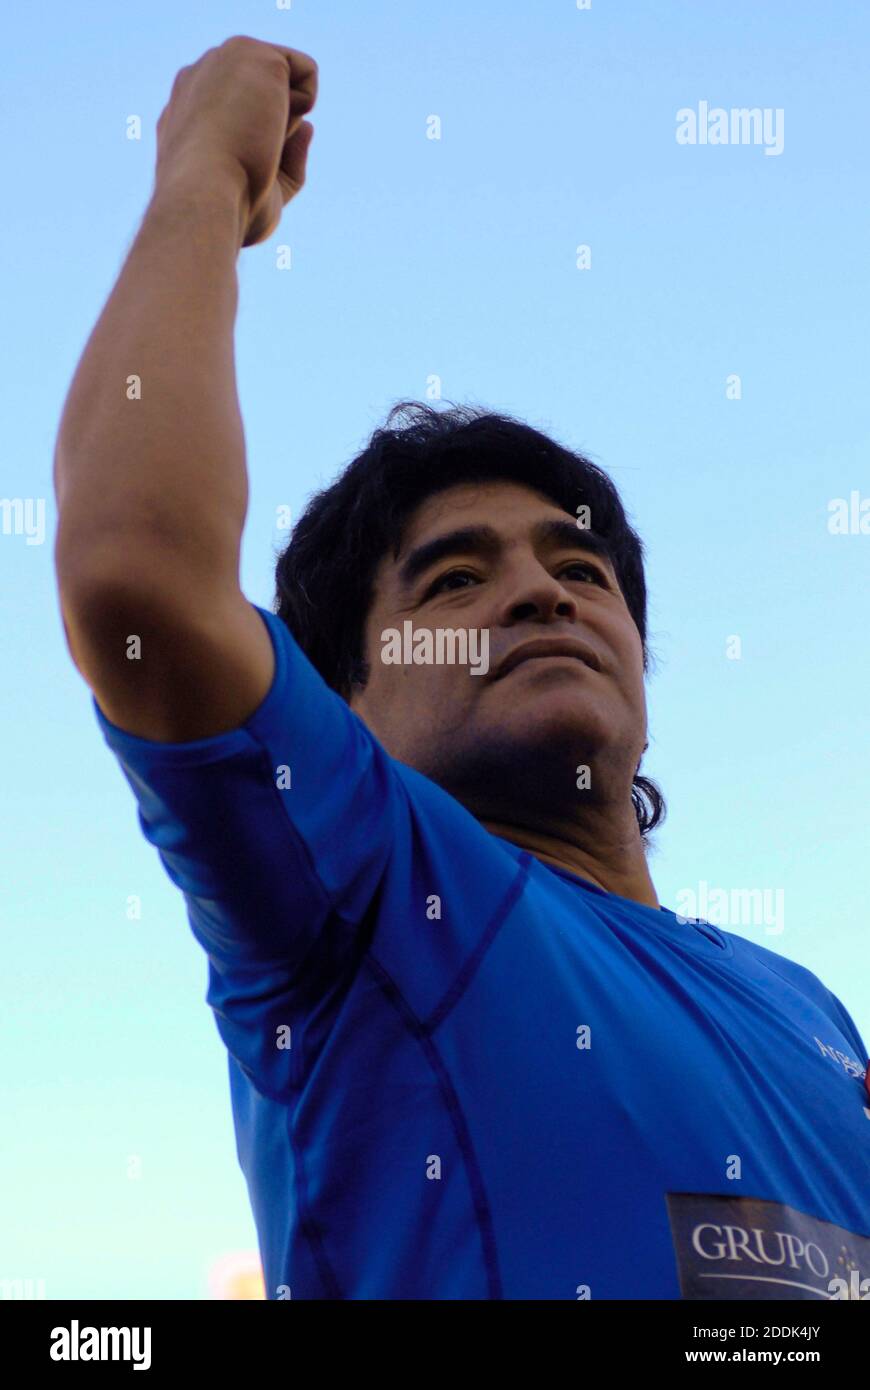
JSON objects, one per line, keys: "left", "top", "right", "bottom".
{"left": 814, "top": 1035, "right": 866, "bottom": 1080}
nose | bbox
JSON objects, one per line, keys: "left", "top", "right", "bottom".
{"left": 497, "top": 560, "right": 580, "bottom": 625}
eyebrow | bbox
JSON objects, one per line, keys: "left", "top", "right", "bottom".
{"left": 396, "top": 518, "right": 616, "bottom": 591}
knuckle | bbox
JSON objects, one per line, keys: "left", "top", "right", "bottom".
{"left": 169, "top": 64, "right": 193, "bottom": 94}
{"left": 221, "top": 35, "right": 272, "bottom": 61}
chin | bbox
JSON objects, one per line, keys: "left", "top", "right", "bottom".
{"left": 501, "top": 687, "right": 610, "bottom": 744}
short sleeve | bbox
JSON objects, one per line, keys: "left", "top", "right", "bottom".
{"left": 92, "top": 602, "right": 408, "bottom": 978}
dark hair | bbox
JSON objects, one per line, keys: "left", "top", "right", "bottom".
{"left": 274, "top": 401, "right": 665, "bottom": 839}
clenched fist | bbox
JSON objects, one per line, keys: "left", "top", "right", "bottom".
{"left": 155, "top": 35, "right": 318, "bottom": 247}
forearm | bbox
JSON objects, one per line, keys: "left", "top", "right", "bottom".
{"left": 54, "top": 164, "right": 250, "bottom": 595}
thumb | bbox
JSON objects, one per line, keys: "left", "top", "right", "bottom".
{"left": 277, "top": 120, "right": 314, "bottom": 203}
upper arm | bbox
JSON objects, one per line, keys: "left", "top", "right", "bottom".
{"left": 57, "top": 569, "right": 275, "bottom": 743}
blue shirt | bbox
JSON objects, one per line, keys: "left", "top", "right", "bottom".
{"left": 93, "top": 603, "right": 870, "bottom": 1300}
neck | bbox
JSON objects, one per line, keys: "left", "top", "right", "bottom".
{"left": 479, "top": 814, "right": 660, "bottom": 910}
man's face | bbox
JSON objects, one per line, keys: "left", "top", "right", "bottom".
{"left": 349, "top": 480, "right": 649, "bottom": 821}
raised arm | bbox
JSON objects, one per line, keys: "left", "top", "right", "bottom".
{"left": 53, "top": 36, "right": 317, "bottom": 742}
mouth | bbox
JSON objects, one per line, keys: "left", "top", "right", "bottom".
{"left": 494, "top": 640, "right": 601, "bottom": 681}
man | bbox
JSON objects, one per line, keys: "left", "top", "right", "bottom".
{"left": 54, "top": 37, "right": 870, "bottom": 1300}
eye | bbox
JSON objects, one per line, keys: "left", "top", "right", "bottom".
{"left": 560, "top": 561, "right": 608, "bottom": 586}
{"left": 424, "top": 568, "right": 480, "bottom": 598}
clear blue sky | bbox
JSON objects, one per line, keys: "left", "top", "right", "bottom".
{"left": 3, "top": 0, "right": 869, "bottom": 1299}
